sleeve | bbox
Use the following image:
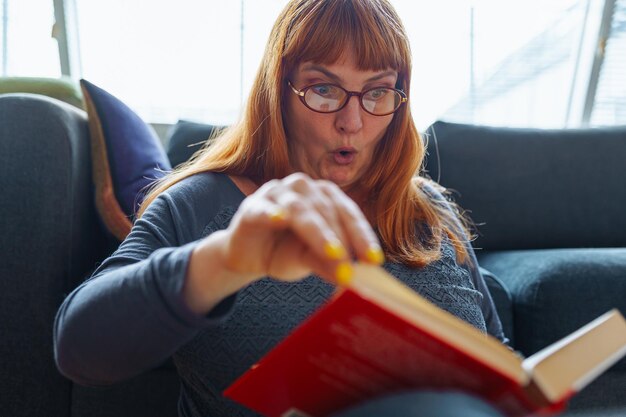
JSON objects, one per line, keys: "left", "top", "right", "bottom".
{"left": 463, "top": 245, "right": 510, "bottom": 345}
{"left": 418, "top": 179, "right": 509, "bottom": 346}
{"left": 53, "top": 187, "right": 237, "bottom": 386}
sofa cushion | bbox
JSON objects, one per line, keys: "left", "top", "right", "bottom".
{"left": 424, "top": 121, "right": 626, "bottom": 251}
{"left": 72, "top": 367, "right": 180, "bottom": 417}
{"left": 565, "top": 370, "right": 626, "bottom": 415}
{"left": 81, "top": 80, "right": 171, "bottom": 241}
{"left": 166, "top": 120, "right": 223, "bottom": 168}
{"left": 477, "top": 248, "right": 626, "bottom": 372}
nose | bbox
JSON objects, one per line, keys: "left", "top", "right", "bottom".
{"left": 335, "top": 95, "right": 363, "bottom": 134}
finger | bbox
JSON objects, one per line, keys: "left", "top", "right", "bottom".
{"left": 303, "top": 251, "right": 354, "bottom": 287}
{"left": 235, "top": 196, "right": 291, "bottom": 230}
{"left": 235, "top": 177, "right": 303, "bottom": 224}
{"left": 305, "top": 187, "right": 351, "bottom": 256}
{"left": 268, "top": 234, "right": 353, "bottom": 286}
{"left": 272, "top": 189, "right": 351, "bottom": 265}
{"left": 265, "top": 175, "right": 351, "bottom": 261}
{"left": 321, "top": 182, "right": 385, "bottom": 265}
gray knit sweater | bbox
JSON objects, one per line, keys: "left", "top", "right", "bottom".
{"left": 54, "top": 172, "right": 507, "bottom": 417}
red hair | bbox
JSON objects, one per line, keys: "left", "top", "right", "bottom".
{"left": 139, "top": 0, "right": 471, "bottom": 267}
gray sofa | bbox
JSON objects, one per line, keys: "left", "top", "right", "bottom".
{"left": 425, "top": 121, "right": 626, "bottom": 416}
{"left": 0, "top": 93, "right": 624, "bottom": 417}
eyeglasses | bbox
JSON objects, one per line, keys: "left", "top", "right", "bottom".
{"left": 287, "top": 80, "right": 407, "bottom": 116}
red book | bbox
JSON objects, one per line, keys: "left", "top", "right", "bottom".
{"left": 224, "top": 263, "right": 626, "bottom": 417}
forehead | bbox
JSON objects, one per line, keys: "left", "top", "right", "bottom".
{"left": 297, "top": 62, "right": 397, "bottom": 82}
{"left": 295, "top": 51, "right": 398, "bottom": 83}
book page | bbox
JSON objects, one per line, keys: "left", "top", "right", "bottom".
{"left": 523, "top": 309, "right": 626, "bottom": 402}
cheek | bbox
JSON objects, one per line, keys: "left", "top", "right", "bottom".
{"left": 369, "top": 117, "right": 394, "bottom": 144}
{"left": 290, "top": 109, "right": 331, "bottom": 146}
{"left": 286, "top": 97, "right": 313, "bottom": 137}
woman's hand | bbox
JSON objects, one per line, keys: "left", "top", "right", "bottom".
{"left": 183, "top": 173, "right": 384, "bottom": 314}
{"left": 225, "top": 172, "right": 384, "bottom": 283}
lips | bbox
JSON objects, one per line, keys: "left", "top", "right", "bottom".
{"left": 332, "top": 147, "right": 356, "bottom": 165}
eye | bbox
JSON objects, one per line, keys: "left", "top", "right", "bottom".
{"left": 311, "top": 84, "right": 342, "bottom": 98}
{"left": 365, "top": 88, "right": 389, "bottom": 100}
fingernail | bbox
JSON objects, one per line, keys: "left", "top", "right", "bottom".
{"left": 324, "top": 240, "right": 347, "bottom": 260}
{"left": 268, "top": 207, "right": 286, "bottom": 222}
{"left": 335, "top": 262, "right": 353, "bottom": 286}
{"left": 365, "top": 245, "right": 385, "bottom": 265}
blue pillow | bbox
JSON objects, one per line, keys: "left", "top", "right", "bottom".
{"left": 80, "top": 79, "right": 171, "bottom": 241}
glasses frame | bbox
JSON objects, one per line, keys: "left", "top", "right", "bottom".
{"left": 287, "top": 80, "right": 407, "bottom": 116}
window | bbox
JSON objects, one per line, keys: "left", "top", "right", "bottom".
{"left": 6, "top": 0, "right": 620, "bottom": 129}
{"left": 394, "top": 0, "right": 600, "bottom": 128}
{"left": 0, "top": 0, "right": 60, "bottom": 77}
{"left": 590, "top": 0, "right": 626, "bottom": 125}
{"left": 73, "top": 0, "right": 245, "bottom": 124}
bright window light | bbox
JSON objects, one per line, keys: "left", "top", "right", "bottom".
{"left": 70, "top": 0, "right": 614, "bottom": 129}
{"left": 394, "top": 0, "right": 591, "bottom": 128}
{"left": 1, "top": 0, "right": 60, "bottom": 77}
{"left": 75, "top": 0, "right": 243, "bottom": 124}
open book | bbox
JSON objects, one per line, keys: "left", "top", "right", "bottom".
{"left": 224, "top": 263, "right": 626, "bottom": 417}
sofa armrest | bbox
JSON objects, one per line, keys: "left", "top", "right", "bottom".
{"left": 478, "top": 248, "right": 626, "bottom": 373}
{"left": 0, "top": 93, "right": 109, "bottom": 416}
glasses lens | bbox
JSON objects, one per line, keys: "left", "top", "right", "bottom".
{"left": 362, "top": 88, "right": 402, "bottom": 115}
{"left": 304, "top": 84, "right": 346, "bottom": 112}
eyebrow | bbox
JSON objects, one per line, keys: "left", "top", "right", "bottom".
{"left": 301, "top": 64, "right": 397, "bottom": 83}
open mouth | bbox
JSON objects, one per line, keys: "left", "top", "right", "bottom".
{"left": 333, "top": 148, "right": 356, "bottom": 165}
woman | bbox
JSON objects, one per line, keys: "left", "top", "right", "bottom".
{"left": 55, "top": 1, "right": 507, "bottom": 416}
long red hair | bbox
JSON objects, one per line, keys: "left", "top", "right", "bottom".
{"left": 139, "top": 0, "right": 471, "bottom": 267}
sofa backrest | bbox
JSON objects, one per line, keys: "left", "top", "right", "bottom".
{"left": 0, "top": 94, "right": 111, "bottom": 416}
{"left": 424, "top": 121, "right": 626, "bottom": 251}
{"left": 0, "top": 93, "right": 181, "bottom": 417}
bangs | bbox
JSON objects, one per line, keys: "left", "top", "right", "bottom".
{"left": 283, "top": 0, "right": 409, "bottom": 74}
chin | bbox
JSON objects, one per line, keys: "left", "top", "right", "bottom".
{"left": 320, "top": 165, "right": 362, "bottom": 188}
{"left": 326, "top": 173, "right": 356, "bottom": 188}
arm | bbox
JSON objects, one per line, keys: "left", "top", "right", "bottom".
{"left": 54, "top": 173, "right": 385, "bottom": 386}
{"left": 54, "top": 186, "right": 238, "bottom": 386}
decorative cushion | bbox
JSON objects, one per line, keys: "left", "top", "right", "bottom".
{"left": 166, "top": 120, "right": 224, "bottom": 168}
{"left": 0, "top": 76, "right": 84, "bottom": 109}
{"left": 80, "top": 79, "right": 171, "bottom": 241}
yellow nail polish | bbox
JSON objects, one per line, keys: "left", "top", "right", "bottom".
{"left": 365, "top": 246, "right": 385, "bottom": 264}
{"left": 268, "top": 208, "right": 286, "bottom": 222}
{"left": 324, "top": 240, "right": 347, "bottom": 260}
{"left": 336, "top": 262, "right": 353, "bottom": 286}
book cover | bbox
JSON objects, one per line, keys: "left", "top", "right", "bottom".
{"left": 224, "top": 264, "right": 626, "bottom": 417}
